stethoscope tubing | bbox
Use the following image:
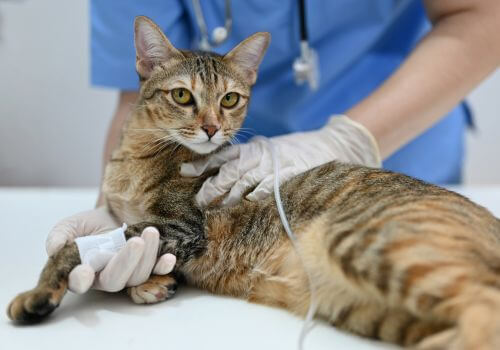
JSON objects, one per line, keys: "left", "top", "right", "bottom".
{"left": 192, "top": 0, "right": 232, "bottom": 50}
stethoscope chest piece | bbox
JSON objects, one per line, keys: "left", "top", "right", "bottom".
{"left": 212, "top": 26, "right": 229, "bottom": 45}
{"left": 293, "top": 41, "right": 319, "bottom": 91}
{"left": 293, "top": 0, "right": 319, "bottom": 90}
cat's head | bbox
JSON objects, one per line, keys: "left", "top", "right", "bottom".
{"left": 132, "top": 16, "right": 270, "bottom": 155}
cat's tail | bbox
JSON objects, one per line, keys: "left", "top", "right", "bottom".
{"left": 6, "top": 243, "right": 80, "bottom": 323}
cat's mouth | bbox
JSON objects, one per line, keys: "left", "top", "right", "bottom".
{"left": 171, "top": 129, "right": 228, "bottom": 155}
{"left": 184, "top": 140, "right": 221, "bottom": 154}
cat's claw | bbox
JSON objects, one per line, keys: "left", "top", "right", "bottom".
{"left": 127, "top": 275, "right": 177, "bottom": 304}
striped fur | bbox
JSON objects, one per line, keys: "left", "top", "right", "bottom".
{"left": 7, "top": 17, "right": 500, "bottom": 350}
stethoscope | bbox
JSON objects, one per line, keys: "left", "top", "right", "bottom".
{"left": 192, "top": 0, "right": 319, "bottom": 90}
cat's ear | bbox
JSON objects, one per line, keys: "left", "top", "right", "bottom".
{"left": 134, "top": 16, "right": 183, "bottom": 79}
{"left": 223, "top": 32, "right": 270, "bottom": 85}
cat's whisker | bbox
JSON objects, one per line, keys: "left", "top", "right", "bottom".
{"left": 140, "top": 139, "right": 161, "bottom": 153}
{"left": 236, "top": 127, "right": 257, "bottom": 133}
{"left": 151, "top": 131, "right": 182, "bottom": 157}
{"left": 140, "top": 137, "right": 167, "bottom": 154}
{"left": 140, "top": 134, "right": 179, "bottom": 156}
{"left": 129, "top": 128, "right": 167, "bottom": 133}
{"left": 227, "top": 134, "right": 242, "bottom": 145}
{"left": 224, "top": 128, "right": 256, "bottom": 139}
{"left": 168, "top": 143, "right": 183, "bottom": 157}
{"left": 235, "top": 130, "right": 255, "bottom": 137}
{"left": 161, "top": 141, "right": 182, "bottom": 155}
{"left": 130, "top": 127, "right": 180, "bottom": 156}
{"left": 131, "top": 102, "right": 151, "bottom": 109}
{"left": 148, "top": 139, "right": 179, "bottom": 158}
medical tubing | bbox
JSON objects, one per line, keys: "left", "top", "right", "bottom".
{"left": 268, "top": 139, "right": 318, "bottom": 350}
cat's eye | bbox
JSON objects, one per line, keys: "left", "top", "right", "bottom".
{"left": 221, "top": 92, "right": 239, "bottom": 108}
{"left": 171, "top": 88, "right": 193, "bottom": 105}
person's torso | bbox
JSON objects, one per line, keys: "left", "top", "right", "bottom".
{"left": 183, "top": 0, "right": 468, "bottom": 184}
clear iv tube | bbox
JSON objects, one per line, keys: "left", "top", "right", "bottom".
{"left": 268, "top": 139, "right": 318, "bottom": 350}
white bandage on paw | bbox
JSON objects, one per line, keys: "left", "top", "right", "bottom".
{"left": 75, "top": 224, "right": 127, "bottom": 271}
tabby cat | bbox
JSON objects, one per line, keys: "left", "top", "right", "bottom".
{"left": 8, "top": 16, "right": 500, "bottom": 349}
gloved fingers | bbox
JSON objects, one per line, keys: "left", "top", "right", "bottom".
{"left": 180, "top": 145, "right": 240, "bottom": 177}
{"left": 221, "top": 167, "right": 268, "bottom": 207}
{"left": 153, "top": 254, "right": 177, "bottom": 275}
{"left": 68, "top": 264, "right": 96, "bottom": 294}
{"left": 46, "top": 222, "right": 74, "bottom": 257}
{"left": 126, "top": 227, "right": 160, "bottom": 287}
{"left": 93, "top": 237, "right": 145, "bottom": 292}
{"left": 81, "top": 207, "right": 120, "bottom": 235}
{"left": 195, "top": 143, "right": 264, "bottom": 207}
{"left": 246, "top": 167, "right": 302, "bottom": 202}
{"left": 46, "top": 207, "right": 118, "bottom": 257}
{"left": 194, "top": 159, "right": 242, "bottom": 207}
{"left": 195, "top": 177, "right": 224, "bottom": 208}
{"left": 325, "top": 115, "right": 382, "bottom": 167}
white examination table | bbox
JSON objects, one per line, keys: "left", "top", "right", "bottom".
{"left": 1, "top": 187, "right": 499, "bottom": 350}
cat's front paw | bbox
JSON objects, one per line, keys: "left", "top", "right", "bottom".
{"left": 7, "top": 286, "right": 64, "bottom": 323}
{"left": 127, "top": 275, "right": 177, "bottom": 304}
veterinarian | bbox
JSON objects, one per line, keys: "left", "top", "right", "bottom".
{"left": 46, "top": 0, "right": 500, "bottom": 292}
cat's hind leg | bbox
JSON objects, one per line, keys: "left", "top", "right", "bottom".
{"left": 124, "top": 222, "right": 180, "bottom": 305}
{"left": 408, "top": 283, "right": 500, "bottom": 350}
{"left": 414, "top": 328, "right": 459, "bottom": 350}
{"left": 127, "top": 274, "right": 178, "bottom": 304}
{"left": 313, "top": 214, "right": 500, "bottom": 348}
{"left": 372, "top": 230, "right": 500, "bottom": 349}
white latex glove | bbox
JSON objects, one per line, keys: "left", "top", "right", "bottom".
{"left": 46, "top": 207, "right": 176, "bottom": 294}
{"left": 181, "top": 115, "right": 381, "bottom": 207}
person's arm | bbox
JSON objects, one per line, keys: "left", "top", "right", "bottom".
{"left": 102, "top": 92, "right": 139, "bottom": 173}
{"left": 183, "top": 0, "right": 500, "bottom": 207}
{"left": 96, "top": 91, "right": 139, "bottom": 206}
{"left": 348, "top": 0, "right": 500, "bottom": 159}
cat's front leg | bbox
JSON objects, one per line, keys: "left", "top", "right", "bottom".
{"left": 7, "top": 243, "right": 80, "bottom": 323}
{"left": 7, "top": 223, "right": 160, "bottom": 322}
{"left": 126, "top": 218, "right": 207, "bottom": 266}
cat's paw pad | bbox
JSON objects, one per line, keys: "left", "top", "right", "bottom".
{"left": 7, "top": 288, "right": 60, "bottom": 323}
{"left": 127, "top": 275, "right": 177, "bottom": 304}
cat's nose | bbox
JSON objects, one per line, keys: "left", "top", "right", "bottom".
{"left": 202, "top": 125, "right": 220, "bottom": 139}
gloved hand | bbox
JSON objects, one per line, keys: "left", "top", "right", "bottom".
{"left": 181, "top": 115, "right": 381, "bottom": 207}
{"left": 46, "top": 207, "right": 176, "bottom": 294}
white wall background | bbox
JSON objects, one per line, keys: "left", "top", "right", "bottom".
{"left": 0, "top": 0, "right": 499, "bottom": 187}
{"left": 465, "top": 70, "right": 500, "bottom": 184}
{"left": 0, "top": 0, "right": 116, "bottom": 187}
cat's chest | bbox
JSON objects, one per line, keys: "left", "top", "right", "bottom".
{"left": 103, "top": 174, "right": 152, "bottom": 224}
{"left": 102, "top": 157, "right": 201, "bottom": 224}
{"left": 102, "top": 158, "right": 170, "bottom": 223}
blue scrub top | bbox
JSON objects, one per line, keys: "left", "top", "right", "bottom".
{"left": 91, "top": 0, "right": 469, "bottom": 184}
